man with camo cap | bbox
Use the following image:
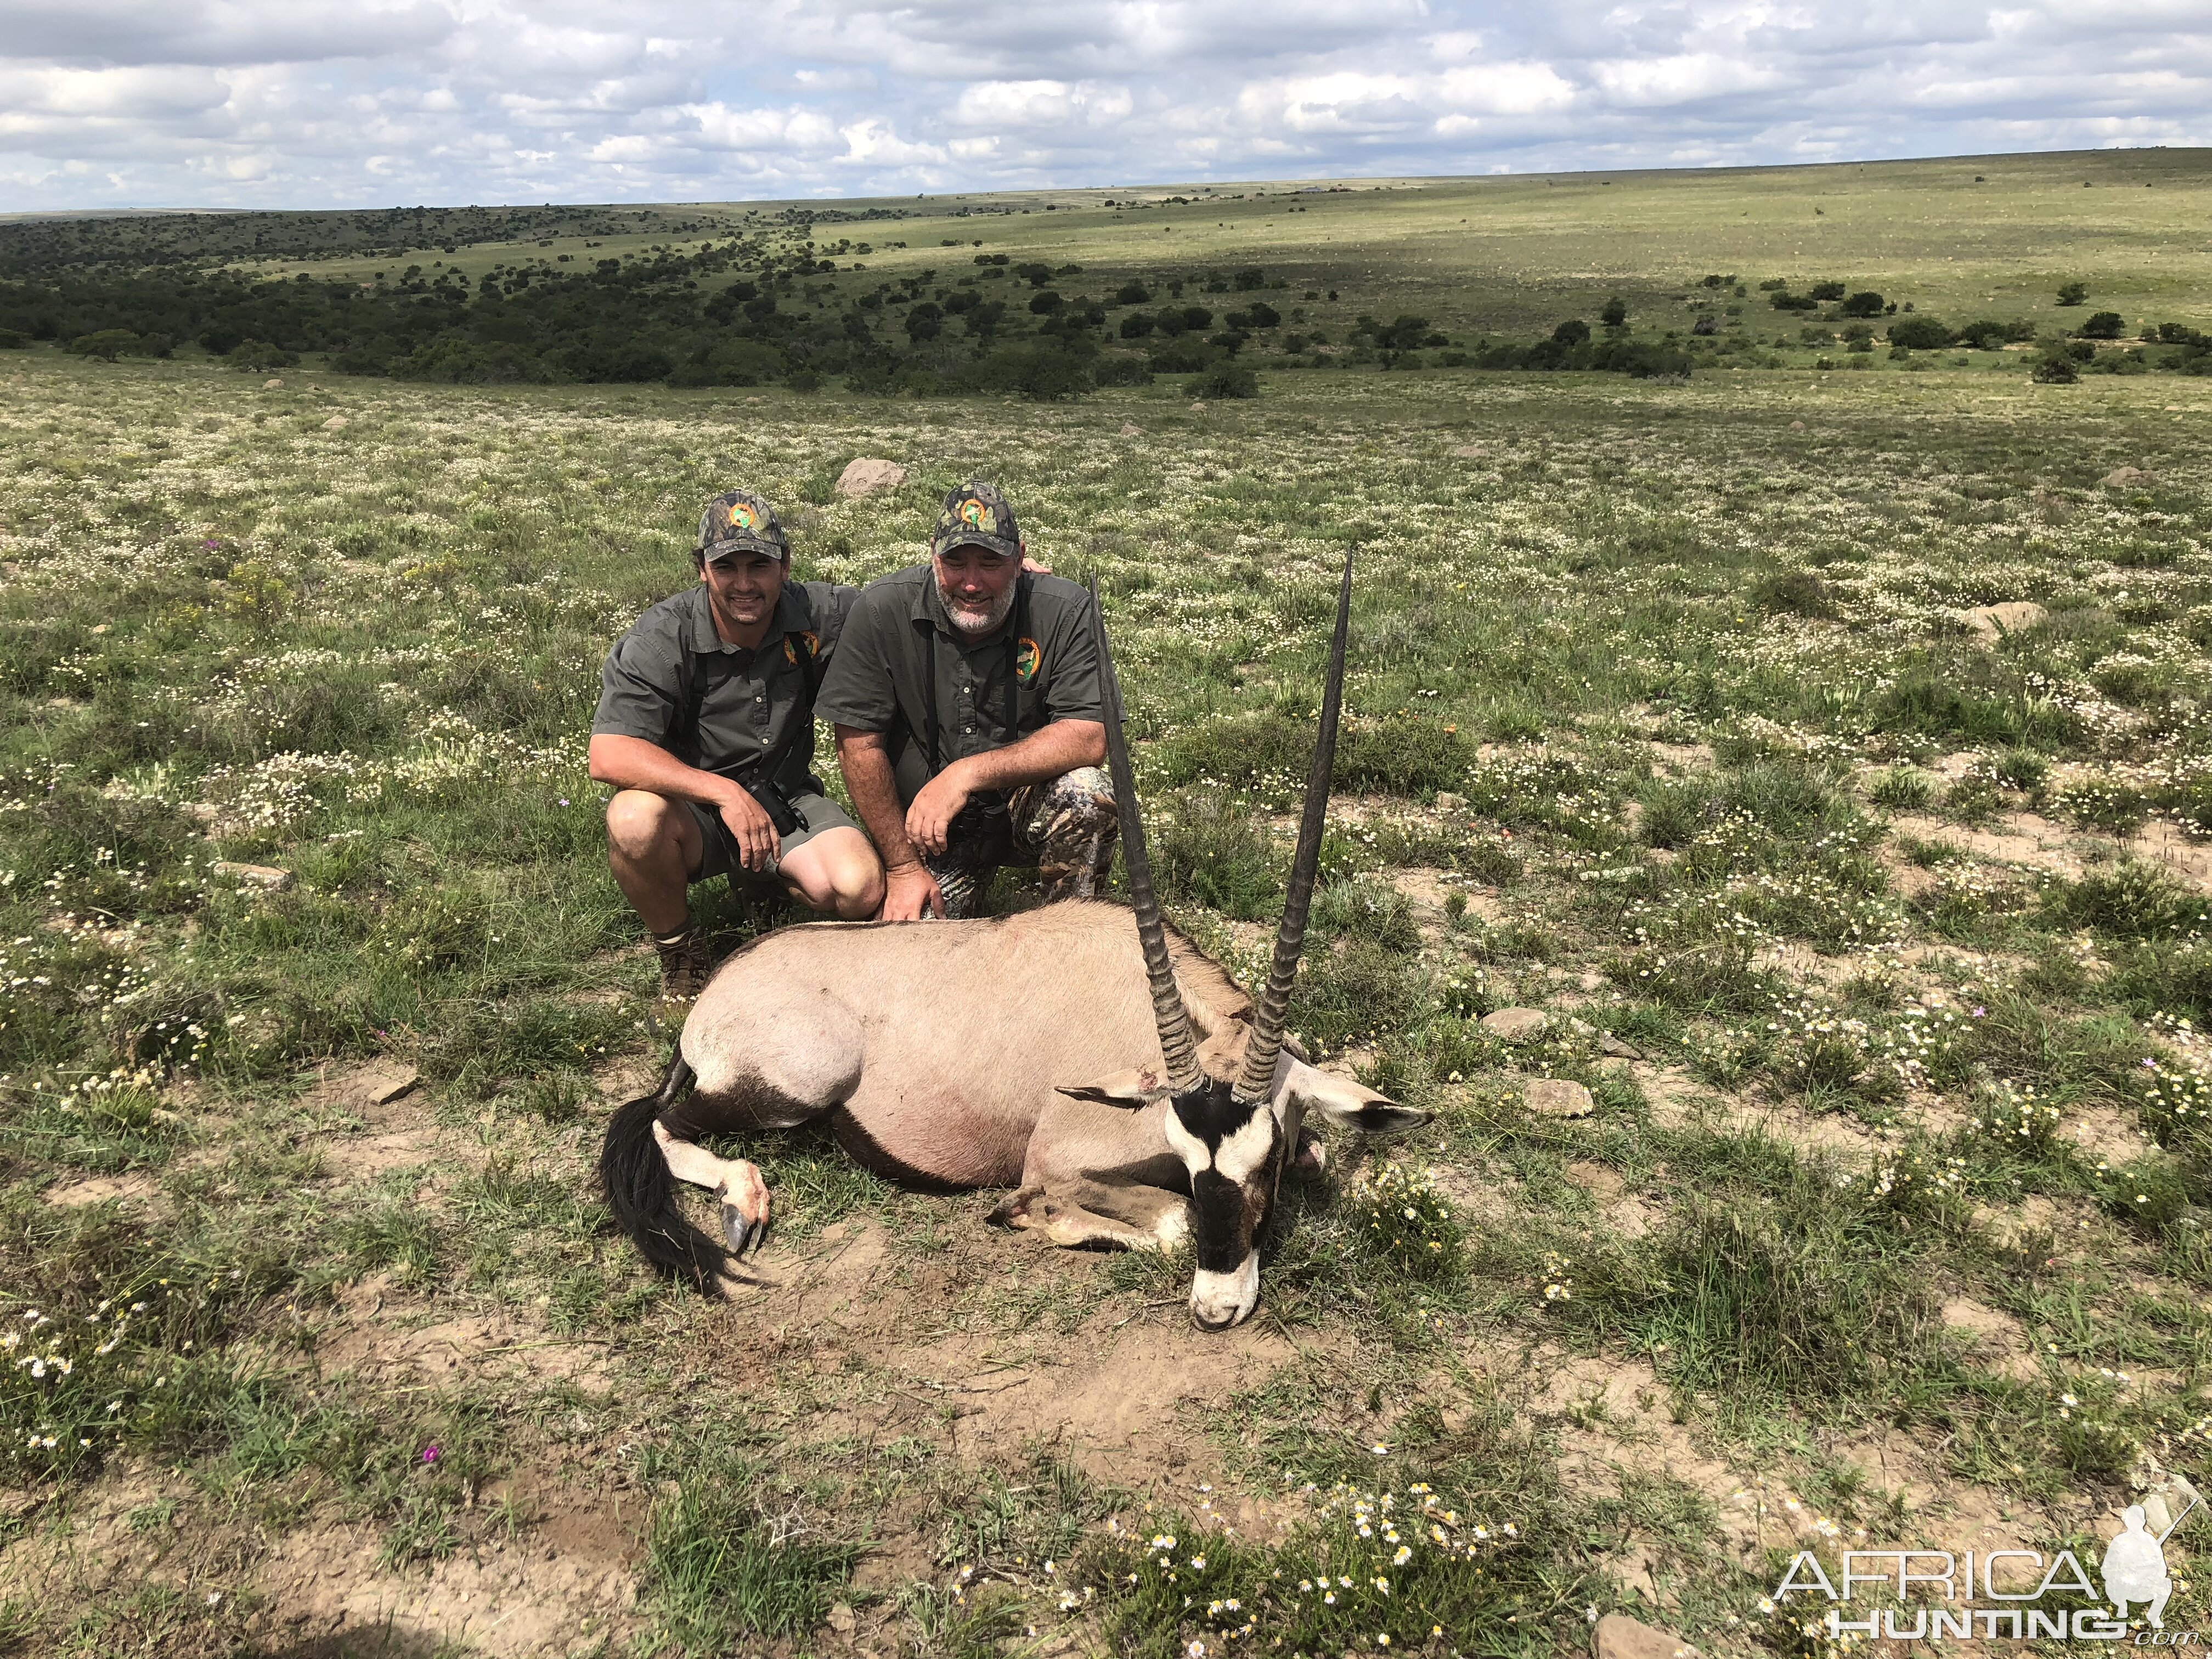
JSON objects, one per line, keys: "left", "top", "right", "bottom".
{"left": 590, "top": 489, "right": 883, "bottom": 1006}
{"left": 817, "top": 481, "right": 1118, "bottom": 920}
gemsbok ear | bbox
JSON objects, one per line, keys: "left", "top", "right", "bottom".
{"left": 1291, "top": 1066, "right": 1431, "bottom": 1136}
{"left": 1056, "top": 1067, "right": 1171, "bottom": 1108}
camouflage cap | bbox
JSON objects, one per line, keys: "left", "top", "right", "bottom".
{"left": 930, "top": 481, "right": 1021, "bottom": 561}
{"left": 697, "top": 488, "right": 789, "bottom": 561}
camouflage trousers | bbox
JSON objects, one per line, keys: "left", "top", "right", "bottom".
{"left": 927, "top": 766, "right": 1118, "bottom": 920}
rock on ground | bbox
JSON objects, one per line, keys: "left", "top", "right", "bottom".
{"left": 1481, "top": 1007, "right": 1550, "bottom": 1043}
{"left": 835, "top": 458, "right": 907, "bottom": 498}
{"left": 2101, "top": 466, "right": 2157, "bottom": 487}
{"left": 1525, "top": 1079, "right": 1596, "bottom": 1119}
{"left": 212, "top": 861, "right": 294, "bottom": 891}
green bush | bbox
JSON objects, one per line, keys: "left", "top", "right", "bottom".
{"left": 1887, "top": 317, "right": 1952, "bottom": 350}
{"left": 1188, "top": 363, "right": 1259, "bottom": 399}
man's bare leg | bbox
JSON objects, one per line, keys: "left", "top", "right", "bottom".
{"left": 777, "top": 827, "right": 884, "bottom": 919}
{"left": 606, "top": 789, "right": 703, "bottom": 935}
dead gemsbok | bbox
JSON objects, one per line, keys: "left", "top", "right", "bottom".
{"left": 599, "top": 551, "right": 1425, "bottom": 1328}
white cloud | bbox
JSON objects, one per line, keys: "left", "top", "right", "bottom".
{"left": 0, "top": 0, "right": 2205, "bottom": 208}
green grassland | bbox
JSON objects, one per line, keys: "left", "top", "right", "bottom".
{"left": 196, "top": 146, "right": 2212, "bottom": 335}
{"left": 8, "top": 148, "right": 2212, "bottom": 395}
{"left": 4, "top": 155, "right": 2212, "bottom": 1658}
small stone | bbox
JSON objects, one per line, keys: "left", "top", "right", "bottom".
{"left": 359, "top": 1062, "right": 420, "bottom": 1106}
{"left": 2100, "top": 465, "right": 2156, "bottom": 487}
{"left": 827, "top": 1602, "right": 856, "bottom": 1634}
{"left": 1961, "top": 600, "right": 2046, "bottom": 641}
{"left": 1600, "top": 1032, "right": 1645, "bottom": 1059}
{"left": 1120, "top": 422, "right": 1143, "bottom": 437}
{"left": 1189, "top": 400, "right": 1207, "bottom": 412}
{"left": 184, "top": 803, "right": 221, "bottom": 825}
{"left": 263, "top": 378, "right": 283, "bottom": 388}
{"left": 1788, "top": 420, "right": 1805, "bottom": 430}
{"left": 834, "top": 458, "right": 908, "bottom": 498}
{"left": 1525, "top": 1079, "right": 1596, "bottom": 1118}
{"left": 1434, "top": 791, "right": 1467, "bottom": 811}
{"left": 321, "top": 414, "right": 348, "bottom": 431}
{"left": 1480, "top": 1007, "right": 1550, "bottom": 1043}
{"left": 212, "top": 861, "right": 294, "bottom": 891}
{"left": 1453, "top": 444, "right": 1487, "bottom": 458}
{"left": 1595, "top": 1612, "right": 1697, "bottom": 1659}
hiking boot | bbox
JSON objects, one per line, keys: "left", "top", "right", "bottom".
{"left": 654, "top": 926, "right": 713, "bottom": 1014}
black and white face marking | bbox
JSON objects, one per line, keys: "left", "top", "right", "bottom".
{"left": 1164, "top": 1084, "right": 1283, "bottom": 1329}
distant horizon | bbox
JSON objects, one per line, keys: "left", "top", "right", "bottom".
{"left": 5, "top": 1, "right": 2207, "bottom": 214}
{"left": 5, "top": 143, "right": 2207, "bottom": 221}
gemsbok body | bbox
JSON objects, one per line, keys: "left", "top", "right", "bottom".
{"left": 600, "top": 552, "right": 1424, "bottom": 1327}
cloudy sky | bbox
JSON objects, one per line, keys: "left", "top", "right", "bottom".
{"left": 3, "top": 1, "right": 2208, "bottom": 211}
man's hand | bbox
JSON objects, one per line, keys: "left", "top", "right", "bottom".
{"left": 904, "top": 761, "right": 974, "bottom": 857}
{"left": 881, "top": 862, "right": 946, "bottom": 921}
{"left": 718, "top": 785, "right": 782, "bottom": 872}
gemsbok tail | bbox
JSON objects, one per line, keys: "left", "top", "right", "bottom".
{"left": 597, "top": 1047, "right": 723, "bottom": 1293}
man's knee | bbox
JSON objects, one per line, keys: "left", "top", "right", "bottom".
{"left": 606, "top": 790, "right": 686, "bottom": 862}
{"left": 786, "top": 830, "right": 884, "bottom": 919}
{"left": 819, "top": 842, "right": 884, "bottom": 919}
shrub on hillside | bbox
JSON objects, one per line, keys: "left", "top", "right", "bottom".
{"left": 1887, "top": 317, "right": 1952, "bottom": 349}
{"left": 66, "top": 329, "right": 143, "bottom": 360}
{"left": 2078, "top": 311, "right": 2126, "bottom": 340}
{"left": 1955, "top": 318, "right": 2038, "bottom": 348}
{"left": 1187, "top": 363, "right": 1258, "bottom": 399}
{"left": 980, "top": 342, "right": 1094, "bottom": 399}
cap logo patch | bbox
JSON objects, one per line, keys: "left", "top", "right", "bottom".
{"left": 727, "top": 501, "right": 758, "bottom": 532}
{"left": 957, "top": 499, "right": 994, "bottom": 533}
{"left": 1015, "top": 637, "right": 1042, "bottom": 682}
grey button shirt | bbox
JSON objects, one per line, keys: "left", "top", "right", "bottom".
{"left": 814, "top": 566, "right": 1105, "bottom": 805}
{"left": 594, "top": 580, "right": 855, "bottom": 793}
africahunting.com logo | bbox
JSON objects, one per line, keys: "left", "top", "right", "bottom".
{"left": 1772, "top": 1494, "right": 2196, "bottom": 1644}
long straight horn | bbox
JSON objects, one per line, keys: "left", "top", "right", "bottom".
{"left": 1234, "top": 548, "right": 1355, "bottom": 1104}
{"left": 1089, "top": 577, "right": 1203, "bottom": 1092}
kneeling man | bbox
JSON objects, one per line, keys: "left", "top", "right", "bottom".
{"left": 590, "top": 489, "right": 883, "bottom": 1006}
{"left": 817, "top": 482, "right": 1116, "bottom": 920}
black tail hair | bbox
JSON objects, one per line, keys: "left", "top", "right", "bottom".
{"left": 598, "top": 1048, "right": 723, "bottom": 1294}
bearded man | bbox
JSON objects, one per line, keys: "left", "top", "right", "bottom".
{"left": 816, "top": 481, "right": 1116, "bottom": 921}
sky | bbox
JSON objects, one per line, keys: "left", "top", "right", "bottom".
{"left": 2, "top": 1, "right": 2209, "bottom": 212}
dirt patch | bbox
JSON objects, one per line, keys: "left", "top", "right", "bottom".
{"left": 314, "top": 1128, "right": 440, "bottom": 1181}
{"left": 2130, "top": 820, "right": 2212, "bottom": 892}
{"left": 312, "top": 1277, "right": 613, "bottom": 1389}
{"left": 1887, "top": 812, "right": 2084, "bottom": 882}
{"left": 1516, "top": 1351, "right": 1774, "bottom": 1568}
{"left": 251, "top": 1501, "right": 640, "bottom": 1657}
{"left": 2066, "top": 1105, "right": 2160, "bottom": 1167}
{"left": 1650, "top": 743, "right": 1716, "bottom": 775}
{"left": 298, "top": 1060, "right": 422, "bottom": 1127}
{"left": 905, "top": 1318, "right": 1301, "bottom": 1488}
{"left": 44, "top": 1170, "right": 160, "bottom": 1207}
{"left": 1940, "top": 1297, "right": 2037, "bottom": 1380}
{"left": 712, "top": 1219, "right": 1307, "bottom": 1494}
{"left": 1388, "top": 867, "right": 1453, "bottom": 937}
{"left": 1634, "top": 1066, "right": 1709, "bottom": 1130}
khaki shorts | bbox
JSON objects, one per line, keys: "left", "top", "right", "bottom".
{"left": 686, "top": 784, "right": 859, "bottom": 885}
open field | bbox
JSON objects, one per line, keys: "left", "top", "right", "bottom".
{"left": 8, "top": 149, "right": 2212, "bottom": 395}
{"left": 5, "top": 161, "right": 2212, "bottom": 1658}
